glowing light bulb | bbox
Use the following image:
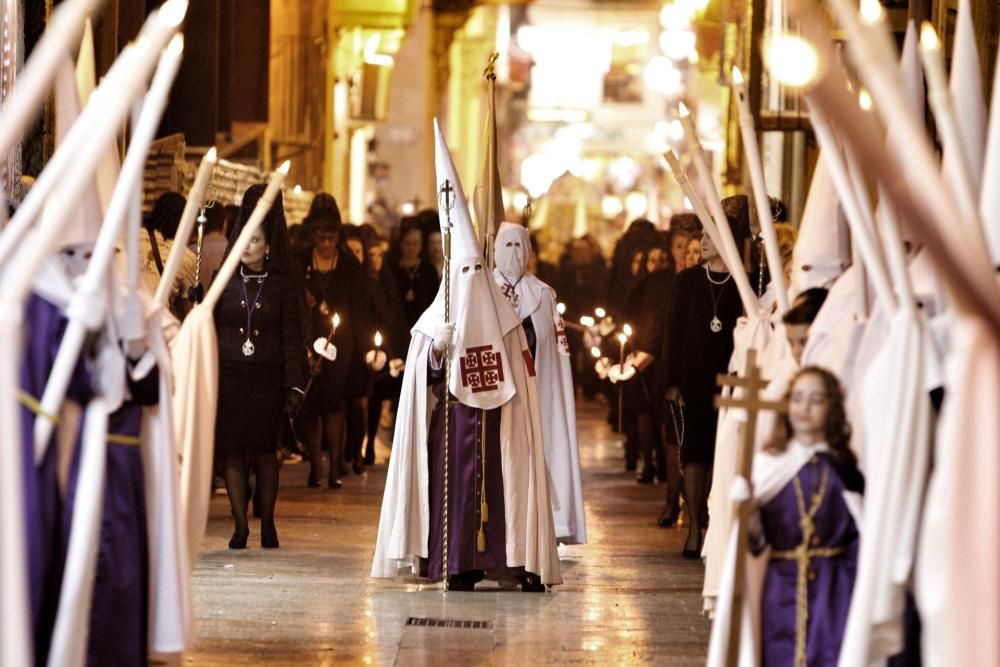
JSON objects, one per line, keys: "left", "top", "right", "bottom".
{"left": 766, "top": 34, "right": 820, "bottom": 88}
{"left": 860, "top": 0, "right": 883, "bottom": 24}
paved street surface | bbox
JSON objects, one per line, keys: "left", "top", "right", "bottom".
{"left": 185, "top": 399, "right": 710, "bottom": 665}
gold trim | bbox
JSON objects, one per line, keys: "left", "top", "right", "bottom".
{"left": 17, "top": 390, "right": 59, "bottom": 424}
{"left": 107, "top": 433, "right": 142, "bottom": 447}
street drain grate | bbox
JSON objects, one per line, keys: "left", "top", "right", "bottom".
{"left": 405, "top": 617, "right": 492, "bottom": 629}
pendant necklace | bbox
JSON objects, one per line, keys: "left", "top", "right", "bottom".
{"left": 705, "top": 264, "right": 731, "bottom": 334}
{"left": 240, "top": 266, "right": 268, "bottom": 356}
{"left": 500, "top": 272, "right": 523, "bottom": 309}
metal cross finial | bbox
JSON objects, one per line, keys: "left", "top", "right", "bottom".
{"left": 439, "top": 179, "right": 455, "bottom": 217}
{"left": 483, "top": 52, "right": 499, "bottom": 80}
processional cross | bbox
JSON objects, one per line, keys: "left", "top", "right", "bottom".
{"left": 714, "top": 349, "right": 787, "bottom": 667}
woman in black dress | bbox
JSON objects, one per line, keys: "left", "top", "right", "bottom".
{"left": 664, "top": 197, "right": 750, "bottom": 558}
{"left": 214, "top": 185, "right": 307, "bottom": 549}
{"left": 392, "top": 216, "right": 439, "bottom": 328}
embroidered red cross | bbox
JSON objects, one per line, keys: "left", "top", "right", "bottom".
{"left": 555, "top": 317, "right": 570, "bottom": 355}
{"left": 460, "top": 345, "right": 504, "bottom": 393}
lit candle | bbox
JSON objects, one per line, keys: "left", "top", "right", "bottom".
{"left": 590, "top": 346, "right": 601, "bottom": 359}
{"left": 594, "top": 307, "right": 607, "bottom": 318}
{"left": 917, "top": 22, "right": 985, "bottom": 245}
{"left": 580, "top": 315, "right": 596, "bottom": 327}
{"left": 731, "top": 65, "right": 790, "bottom": 313}
{"left": 374, "top": 330, "right": 382, "bottom": 348}
{"left": 326, "top": 313, "right": 341, "bottom": 341}
{"left": 618, "top": 332, "right": 628, "bottom": 366}
{"left": 557, "top": 302, "right": 566, "bottom": 315}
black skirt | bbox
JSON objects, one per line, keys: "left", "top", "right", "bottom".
{"left": 215, "top": 360, "right": 284, "bottom": 453}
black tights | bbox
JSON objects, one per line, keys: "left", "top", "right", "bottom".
{"left": 308, "top": 412, "right": 345, "bottom": 483}
{"left": 224, "top": 451, "right": 279, "bottom": 542}
{"left": 365, "top": 399, "right": 383, "bottom": 464}
{"left": 345, "top": 397, "right": 368, "bottom": 471}
{"left": 636, "top": 411, "right": 665, "bottom": 479}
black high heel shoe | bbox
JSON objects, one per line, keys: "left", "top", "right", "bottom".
{"left": 328, "top": 478, "right": 343, "bottom": 489}
{"left": 229, "top": 527, "right": 249, "bottom": 550}
{"left": 657, "top": 503, "right": 680, "bottom": 528}
{"left": 682, "top": 527, "right": 703, "bottom": 559}
{"left": 261, "top": 522, "right": 279, "bottom": 549}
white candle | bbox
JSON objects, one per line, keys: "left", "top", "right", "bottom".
{"left": 731, "top": 66, "right": 790, "bottom": 312}
{"left": 675, "top": 103, "right": 759, "bottom": 313}
{"left": 157, "top": 145, "right": 218, "bottom": 306}
{"left": 204, "top": 160, "right": 292, "bottom": 309}
{"left": 34, "top": 34, "right": 187, "bottom": 458}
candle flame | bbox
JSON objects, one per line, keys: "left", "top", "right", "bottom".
{"left": 590, "top": 346, "right": 601, "bottom": 358}
{"left": 159, "top": 0, "right": 189, "bottom": 28}
{"left": 766, "top": 34, "right": 819, "bottom": 88}
{"left": 594, "top": 307, "right": 607, "bottom": 318}
{"left": 205, "top": 147, "right": 218, "bottom": 162}
{"left": 858, "top": 88, "right": 873, "bottom": 111}
{"left": 557, "top": 302, "right": 566, "bottom": 315}
{"left": 374, "top": 331, "right": 382, "bottom": 347}
{"left": 580, "top": 316, "right": 596, "bottom": 327}
{"left": 623, "top": 323, "right": 633, "bottom": 337}
{"left": 332, "top": 313, "right": 340, "bottom": 328}
{"left": 731, "top": 66, "right": 744, "bottom": 85}
{"left": 920, "top": 22, "right": 940, "bottom": 50}
{"left": 617, "top": 333, "right": 627, "bottom": 344}
{"left": 678, "top": 101, "right": 690, "bottom": 117}
{"left": 278, "top": 160, "right": 291, "bottom": 175}
{"left": 860, "top": 0, "right": 882, "bottom": 24}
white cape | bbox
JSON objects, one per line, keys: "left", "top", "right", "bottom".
{"left": 371, "top": 326, "right": 562, "bottom": 585}
{"left": 495, "top": 269, "right": 586, "bottom": 545}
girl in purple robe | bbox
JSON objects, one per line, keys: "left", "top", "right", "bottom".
{"left": 751, "top": 367, "right": 863, "bottom": 667}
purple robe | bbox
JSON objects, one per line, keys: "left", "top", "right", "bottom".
{"left": 758, "top": 453, "right": 859, "bottom": 667}
{"left": 61, "top": 403, "right": 149, "bottom": 667}
{"left": 19, "top": 294, "right": 92, "bottom": 664}
{"left": 422, "top": 353, "right": 518, "bottom": 580}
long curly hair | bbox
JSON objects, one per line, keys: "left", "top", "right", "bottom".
{"left": 766, "top": 366, "right": 855, "bottom": 465}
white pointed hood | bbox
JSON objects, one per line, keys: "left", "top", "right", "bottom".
{"left": 41, "top": 54, "right": 103, "bottom": 256}
{"left": 790, "top": 158, "right": 850, "bottom": 297}
{"left": 944, "top": 0, "right": 987, "bottom": 200}
{"left": 413, "top": 120, "right": 522, "bottom": 410}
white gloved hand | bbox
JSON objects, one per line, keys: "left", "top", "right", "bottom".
{"left": 608, "top": 362, "right": 636, "bottom": 384}
{"left": 594, "top": 357, "right": 611, "bottom": 380}
{"left": 389, "top": 358, "right": 405, "bottom": 378}
{"left": 313, "top": 337, "right": 338, "bottom": 362}
{"left": 365, "top": 349, "right": 388, "bottom": 372}
{"left": 432, "top": 322, "right": 455, "bottom": 353}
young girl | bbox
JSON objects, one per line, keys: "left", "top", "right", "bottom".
{"left": 751, "top": 366, "right": 863, "bottom": 666}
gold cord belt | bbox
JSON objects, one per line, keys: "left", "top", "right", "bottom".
{"left": 19, "top": 390, "right": 141, "bottom": 447}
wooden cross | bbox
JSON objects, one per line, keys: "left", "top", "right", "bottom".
{"left": 713, "top": 348, "right": 787, "bottom": 667}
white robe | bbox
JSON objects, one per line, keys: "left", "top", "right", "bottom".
{"left": 371, "top": 326, "right": 562, "bottom": 585}
{"left": 494, "top": 270, "right": 586, "bottom": 545}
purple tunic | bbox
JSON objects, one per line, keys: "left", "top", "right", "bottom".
{"left": 61, "top": 403, "right": 149, "bottom": 667}
{"left": 422, "top": 352, "right": 518, "bottom": 580}
{"left": 758, "top": 453, "right": 859, "bottom": 667}
{"left": 19, "top": 294, "right": 92, "bottom": 663}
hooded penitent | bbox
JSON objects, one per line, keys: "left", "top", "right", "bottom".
{"left": 372, "top": 121, "right": 561, "bottom": 585}
{"left": 494, "top": 221, "right": 586, "bottom": 545}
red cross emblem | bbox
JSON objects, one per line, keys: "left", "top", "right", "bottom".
{"left": 555, "top": 316, "right": 570, "bottom": 355}
{"left": 460, "top": 345, "right": 505, "bottom": 393}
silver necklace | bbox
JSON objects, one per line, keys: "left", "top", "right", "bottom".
{"left": 669, "top": 401, "right": 685, "bottom": 446}
{"left": 705, "top": 264, "right": 731, "bottom": 333}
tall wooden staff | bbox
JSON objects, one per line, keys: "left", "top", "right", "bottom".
{"left": 438, "top": 178, "right": 455, "bottom": 589}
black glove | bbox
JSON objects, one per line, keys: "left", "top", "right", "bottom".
{"left": 285, "top": 388, "right": 304, "bottom": 419}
